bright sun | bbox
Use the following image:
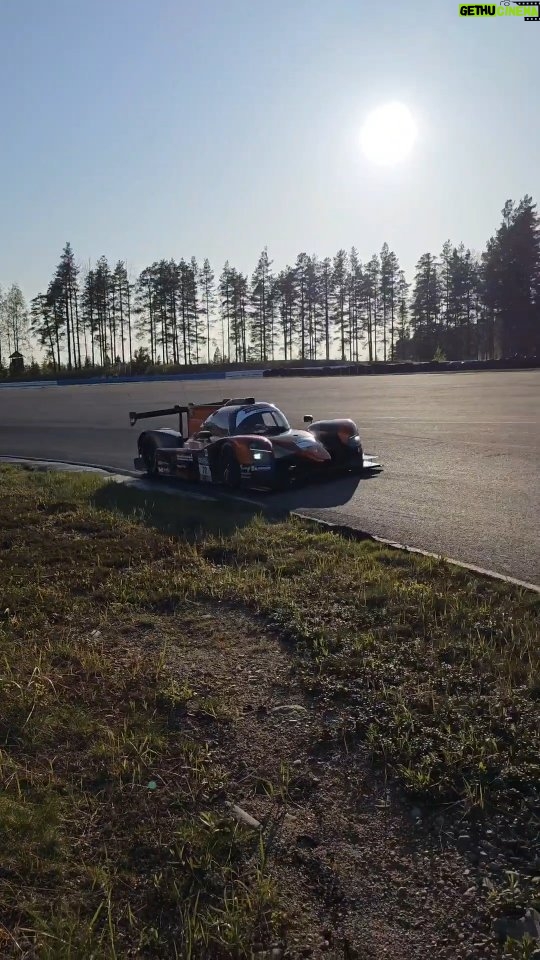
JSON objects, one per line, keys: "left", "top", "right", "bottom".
{"left": 360, "top": 102, "right": 417, "bottom": 167}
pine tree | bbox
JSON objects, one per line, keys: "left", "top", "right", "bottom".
{"left": 165, "top": 260, "right": 180, "bottom": 364}
{"left": 410, "top": 253, "right": 441, "bottom": 359}
{"left": 219, "top": 263, "right": 233, "bottom": 361}
{"left": 250, "top": 248, "right": 273, "bottom": 361}
{"left": 93, "top": 257, "right": 113, "bottom": 365}
{"left": 232, "top": 270, "right": 249, "bottom": 362}
{"left": 295, "top": 253, "right": 310, "bottom": 360}
{"left": 155, "top": 260, "right": 172, "bottom": 364}
{"left": 81, "top": 270, "right": 97, "bottom": 366}
{"left": 332, "top": 250, "right": 349, "bottom": 360}
{"left": 30, "top": 293, "right": 62, "bottom": 369}
{"left": 379, "top": 243, "right": 390, "bottom": 361}
{"left": 275, "top": 267, "right": 297, "bottom": 360}
{"left": 267, "top": 278, "right": 278, "bottom": 361}
{"left": 189, "top": 257, "right": 204, "bottom": 364}
{"left": 461, "top": 250, "right": 481, "bottom": 358}
{"left": 363, "top": 255, "right": 380, "bottom": 361}
{"left": 439, "top": 240, "right": 453, "bottom": 330}
{"left": 348, "top": 248, "right": 361, "bottom": 362}
{"left": 112, "top": 262, "right": 132, "bottom": 363}
{"left": 200, "top": 258, "right": 216, "bottom": 364}
{"left": 178, "top": 260, "right": 192, "bottom": 364}
{"left": 305, "top": 255, "right": 321, "bottom": 359}
{"left": 392, "top": 270, "right": 410, "bottom": 360}
{"left": 44, "top": 278, "right": 66, "bottom": 367}
{"left": 379, "top": 245, "right": 401, "bottom": 361}
{"left": 135, "top": 266, "right": 158, "bottom": 363}
{"left": 443, "top": 244, "right": 481, "bottom": 358}
{"left": 53, "top": 242, "right": 80, "bottom": 369}
{"left": 320, "top": 258, "right": 333, "bottom": 360}
{"left": 481, "top": 196, "right": 540, "bottom": 357}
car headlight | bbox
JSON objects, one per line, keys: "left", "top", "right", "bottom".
{"left": 346, "top": 434, "right": 362, "bottom": 448}
{"left": 250, "top": 446, "right": 273, "bottom": 462}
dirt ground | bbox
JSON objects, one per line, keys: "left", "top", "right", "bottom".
{"left": 161, "top": 606, "right": 500, "bottom": 960}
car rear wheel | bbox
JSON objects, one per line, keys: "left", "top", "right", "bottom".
{"left": 141, "top": 439, "right": 159, "bottom": 477}
{"left": 219, "top": 445, "right": 241, "bottom": 489}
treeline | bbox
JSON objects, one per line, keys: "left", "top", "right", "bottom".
{"left": 1, "top": 194, "right": 539, "bottom": 374}
{"left": 405, "top": 196, "right": 540, "bottom": 360}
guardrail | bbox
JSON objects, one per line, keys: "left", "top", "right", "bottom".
{"left": 55, "top": 370, "right": 266, "bottom": 385}
{"left": 0, "top": 380, "right": 58, "bottom": 389}
{"left": 0, "top": 370, "right": 267, "bottom": 389}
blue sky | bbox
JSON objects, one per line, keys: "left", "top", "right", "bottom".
{"left": 1, "top": 0, "right": 538, "bottom": 299}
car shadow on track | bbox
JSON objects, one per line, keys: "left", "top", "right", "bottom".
{"left": 247, "top": 467, "right": 382, "bottom": 514}
{"left": 91, "top": 479, "right": 261, "bottom": 539}
{"left": 91, "top": 465, "right": 383, "bottom": 538}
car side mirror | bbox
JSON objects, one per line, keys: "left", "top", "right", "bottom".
{"left": 198, "top": 430, "right": 212, "bottom": 440}
{"left": 303, "top": 415, "right": 313, "bottom": 424}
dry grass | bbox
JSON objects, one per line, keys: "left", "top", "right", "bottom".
{"left": 0, "top": 465, "right": 538, "bottom": 958}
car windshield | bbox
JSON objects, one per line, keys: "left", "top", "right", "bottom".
{"left": 234, "top": 408, "right": 290, "bottom": 435}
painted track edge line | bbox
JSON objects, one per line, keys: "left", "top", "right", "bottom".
{"left": 291, "top": 512, "right": 540, "bottom": 594}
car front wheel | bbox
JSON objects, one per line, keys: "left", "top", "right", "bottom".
{"left": 348, "top": 449, "right": 364, "bottom": 473}
{"left": 219, "top": 445, "right": 242, "bottom": 489}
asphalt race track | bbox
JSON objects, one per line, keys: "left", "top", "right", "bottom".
{"left": 1, "top": 371, "right": 539, "bottom": 585}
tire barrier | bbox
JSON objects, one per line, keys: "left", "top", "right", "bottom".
{"left": 262, "top": 357, "right": 540, "bottom": 377}
{"left": 1, "top": 357, "right": 537, "bottom": 388}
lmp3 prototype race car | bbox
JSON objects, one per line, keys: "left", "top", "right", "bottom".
{"left": 129, "top": 397, "right": 380, "bottom": 491}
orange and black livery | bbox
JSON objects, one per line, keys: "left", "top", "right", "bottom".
{"left": 129, "top": 397, "right": 381, "bottom": 491}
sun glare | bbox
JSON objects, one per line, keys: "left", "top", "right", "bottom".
{"left": 360, "top": 102, "right": 418, "bottom": 167}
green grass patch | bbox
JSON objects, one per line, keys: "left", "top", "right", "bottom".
{"left": 0, "top": 465, "right": 538, "bottom": 956}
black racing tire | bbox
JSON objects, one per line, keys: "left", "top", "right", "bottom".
{"left": 140, "top": 438, "right": 159, "bottom": 477}
{"left": 219, "top": 445, "right": 242, "bottom": 489}
{"left": 348, "top": 451, "right": 364, "bottom": 474}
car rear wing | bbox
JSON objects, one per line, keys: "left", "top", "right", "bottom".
{"left": 129, "top": 398, "right": 256, "bottom": 437}
{"left": 129, "top": 405, "right": 189, "bottom": 428}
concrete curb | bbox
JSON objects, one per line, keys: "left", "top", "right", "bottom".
{"left": 2, "top": 456, "right": 537, "bottom": 593}
{"left": 0, "top": 457, "right": 265, "bottom": 507}
{"left": 0, "top": 455, "right": 138, "bottom": 476}
{"left": 292, "top": 513, "right": 540, "bottom": 594}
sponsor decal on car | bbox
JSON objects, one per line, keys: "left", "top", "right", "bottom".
{"left": 198, "top": 462, "right": 212, "bottom": 482}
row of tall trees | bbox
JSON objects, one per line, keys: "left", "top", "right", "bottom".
{"left": 403, "top": 195, "right": 540, "bottom": 360}
{"left": 27, "top": 243, "right": 410, "bottom": 368}
{"left": 27, "top": 245, "right": 135, "bottom": 371}
{"left": 5, "top": 195, "right": 539, "bottom": 371}
{"left": 244, "top": 246, "right": 409, "bottom": 364}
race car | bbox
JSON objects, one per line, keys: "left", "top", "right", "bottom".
{"left": 129, "top": 397, "right": 380, "bottom": 490}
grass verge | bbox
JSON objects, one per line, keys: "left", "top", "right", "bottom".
{"left": 0, "top": 465, "right": 538, "bottom": 958}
